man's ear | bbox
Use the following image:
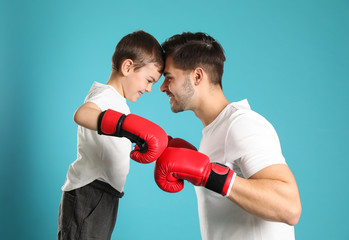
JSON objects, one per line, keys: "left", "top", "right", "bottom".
{"left": 120, "top": 59, "right": 134, "bottom": 76}
{"left": 193, "top": 67, "right": 204, "bottom": 86}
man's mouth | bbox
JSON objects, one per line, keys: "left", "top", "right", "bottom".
{"left": 166, "top": 91, "right": 174, "bottom": 98}
{"left": 166, "top": 91, "right": 175, "bottom": 103}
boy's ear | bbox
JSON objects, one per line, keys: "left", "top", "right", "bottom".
{"left": 193, "top": 67, "right": 204, "bottom": 86}
{"left": 120, "top": 59, "right": 134, "bottom": 76}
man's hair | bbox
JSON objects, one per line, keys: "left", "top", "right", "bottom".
{"left": 162, "top": 32, "right": 226, "bottom": 88}
{"left": 112, "top": 30, "right": 164, "bottom": 73}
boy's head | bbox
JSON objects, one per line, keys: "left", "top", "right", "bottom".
{"left": 112, "top": 30, "right": 164, "bottom": 73}
{"left": 162, "top": 32, "right": 225, "bottom": 88}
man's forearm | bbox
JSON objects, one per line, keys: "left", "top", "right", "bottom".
{"left": 227, "top": 165, "right": 301, "bottom": 225}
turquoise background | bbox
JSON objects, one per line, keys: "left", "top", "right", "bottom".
{"left": 1, "top": 0, "right": 348, "bottom": 239}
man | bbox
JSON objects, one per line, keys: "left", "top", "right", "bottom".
{"left": 154, "top": 32, "right": 301, "bottom": 240}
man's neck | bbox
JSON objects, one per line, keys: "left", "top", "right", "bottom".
{"left": 193, "top": 89, "right": 230, "bottom": 127}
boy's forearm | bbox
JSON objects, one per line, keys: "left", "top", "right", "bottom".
{"left": 74, "top": 103, "right": 101, "bottom": 130}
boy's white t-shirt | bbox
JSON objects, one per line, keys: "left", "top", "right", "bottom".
{"left": 195, "top": 99, "right": 295, "bottom": 240}
{"left": 62, "top": 82, "right": 131, "bottom": 193}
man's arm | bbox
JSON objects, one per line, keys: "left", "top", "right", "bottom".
{"left": 228, "top": 164, "right": 301, "bottom": 226}
{"left": 155, "top": 148, "right": 301, "bottom": 226}
{"left": 73, "top": 102, "right": 101, "bottom": 130}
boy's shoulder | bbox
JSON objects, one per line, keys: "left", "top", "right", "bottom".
{"left": 84, "top": 81, "right": 129, "bottom": 113}
{"left": 86, "top": 82, "right": 115, "bottom": 100}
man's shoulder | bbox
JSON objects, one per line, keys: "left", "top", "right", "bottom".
{"left": 225, "top": 100, "right": 269, "bottom": 123}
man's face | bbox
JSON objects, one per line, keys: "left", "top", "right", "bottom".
{"left": 160, "top": 57, "right": 194, "bottom": 113}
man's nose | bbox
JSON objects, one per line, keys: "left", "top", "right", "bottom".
{"left": 160, "top": 79, "right": 168, "bottom": 92}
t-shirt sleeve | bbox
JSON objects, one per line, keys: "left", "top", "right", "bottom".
{"left": 225, "top": 111, "right": 286, "bottom": 178}
{"left": 84, "top": 88, "right": 112, "bottom": 111}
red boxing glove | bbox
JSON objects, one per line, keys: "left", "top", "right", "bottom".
{"left": 98, "top": 109, "right": 168, "bottom": 163}
{"left": 167, "top": 136, "right": 197, "bottom": 151}
{"left": 154, "top": 147, "right": 236, "bottom": 196}
{"left": 132, "top": 135, "right": 197, "bottom": 155}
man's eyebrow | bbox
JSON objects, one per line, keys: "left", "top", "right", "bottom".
{"left": 163, "top": 72, "right": 172, "bottom": 76}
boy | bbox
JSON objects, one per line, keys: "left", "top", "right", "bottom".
{"left": 58, "top": 30, "right": 167, "bottom": 240}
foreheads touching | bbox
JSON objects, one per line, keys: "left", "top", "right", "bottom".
{"left": 162, "top": 32, "right": 226, "bottom": 88}
{"left": 112, "top": 30, "right": 164, "bottom": 74}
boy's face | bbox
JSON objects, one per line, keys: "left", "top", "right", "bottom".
{"left": 160, "top": 56, "right": 195, "bottom": 113}
{"left": 124, "top": 63, "right": 162, "bottom": 102}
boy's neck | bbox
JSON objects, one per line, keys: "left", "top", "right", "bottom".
{"left": 106, "top": 71, "right": 125, "bottom": 98}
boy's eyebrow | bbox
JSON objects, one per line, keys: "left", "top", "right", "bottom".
{"left": 148, "top": 76, "right": 156, "bottom": 83}
{"left": 163, "top": 72, "right": 171, "bottom": 76}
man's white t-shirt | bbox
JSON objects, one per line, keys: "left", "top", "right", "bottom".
{"left": 195, "top": 99, "right": 295, "bottom": 240}
{"left": 62, "top": 82, "right": 131, "bottom": 193}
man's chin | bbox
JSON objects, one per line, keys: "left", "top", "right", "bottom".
{"left": 170, "top": 105, "right": 184, "bottom": 113}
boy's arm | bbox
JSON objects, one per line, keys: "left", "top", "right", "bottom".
{"left": 74, "top": 104, "right": 168, "bottom": 163}
{"left": 73, "top": 102, "right": 101, "bottom": 130}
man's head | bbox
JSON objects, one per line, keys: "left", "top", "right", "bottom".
{"left": 160, "top": 32, "right": 226, "bottom": 113}
{"left": 162, "top": 32, "right": 225, "bottom": 88}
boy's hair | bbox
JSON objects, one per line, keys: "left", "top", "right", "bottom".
{"left": 162, "top": 32, "right": 226, "bottom": 88}
{"left": 112, "top": 30, "right": 164, "bottom": 73}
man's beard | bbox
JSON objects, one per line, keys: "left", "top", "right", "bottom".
{"left": 171, "top": 76, "right": 194, "bottom": 113}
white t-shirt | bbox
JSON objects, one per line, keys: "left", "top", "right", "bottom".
{"left": 62, "top": 82, "right": 131, "bottom": 193}
{"left": 195, "top": 99, "right": 295, "bottom": 240}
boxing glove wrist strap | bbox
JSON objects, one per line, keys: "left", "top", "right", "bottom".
{"left": 97, "top": 110, "right": 124, "bottom": 136}
{"left": 97, "top": 110, "right": 148, "bottom": 153}
{"left": 205, "top": 163, "right": 236, "bottom": 197}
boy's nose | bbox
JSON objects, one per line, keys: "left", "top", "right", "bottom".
{"left": 146, "top": 84, "right": 152, "bottom": 93}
